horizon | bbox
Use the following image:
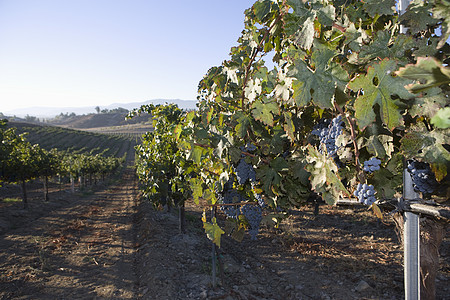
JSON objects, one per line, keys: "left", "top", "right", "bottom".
{"left": 1, "top": 98, "right": 198, "bottom": 118}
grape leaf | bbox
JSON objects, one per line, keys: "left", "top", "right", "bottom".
{"left": 400, "top": 129, "right": 450, "bottom": 181}
{"left": 399, "top": 0, "right": 438, "bottom": 33}
{"left": 372, "top": 203, "right": 383, "bottom": 220}
{"left": 396, "top": 57, "right": 450, "bottom": 93}
{"left": 257, "top": 157, "right": 289, "bottom": 196}
{"left": 371, "top": 167, "right": 401, "bottom": 199}
{"left": 408, "top": 87, "right": 448, "bottom": 119}
{"left": 283, "top": 111, "right": 295, "bottom": 141}
{"left": 348, "top": 59, "right": 414, "bottom": 130}
{"left": 233, "top": 111, "right": 251, "bottom": 138}
{"left": 431, "top": 107, "right": 450, "bottom": 129}
{"left": 362, "top": 0, "right": 396, "bottom": 17}
{"left": 317, "top": 4, "right": 335, "bottom": 27}
{"left": 190, "top": 178, "right": 203, "bottom": 205}
{"left": 253, "top": 0, "right": 273, "bottom": 22}
{"left": 251, "top": 98, "right": 280, "bottom": 126}
{"left": 359, "top": 31, "right": 415, "bottom": 62}
{"left": 289, "top": 48, "right": 348, "bottom": 108}
{"left": 294, "top": 16, "right": 315, "bottom": 50}
{"left": 203, "top": 216, "right": 225, "bottom": 247}
{"left": 305, "top": 145, "right": 350, "bottom": 205}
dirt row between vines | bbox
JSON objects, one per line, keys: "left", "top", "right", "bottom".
{"left": 0, "top": 168, "right": 449, "bottom": 299}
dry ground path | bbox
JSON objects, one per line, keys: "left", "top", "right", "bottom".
{"left": 0, "top": 168, "right": 138, "bottom": 299}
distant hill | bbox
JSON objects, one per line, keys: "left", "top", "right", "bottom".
{"left": 3, "top": 99, "right": 197, "bottom": 118}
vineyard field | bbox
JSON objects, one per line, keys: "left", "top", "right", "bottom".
{"left": 8, "top": 121, "right": 137, "bottom": 158}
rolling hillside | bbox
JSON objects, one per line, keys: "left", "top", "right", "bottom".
{"left": 7, "top": 121, "right": 137, "bottom": 158}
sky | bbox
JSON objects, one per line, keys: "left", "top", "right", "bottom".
{"left": 0, "top": 0, "right": 257, "bottom": 112}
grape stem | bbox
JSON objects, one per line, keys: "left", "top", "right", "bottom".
{"left": 333, "top": 100, "right": 361, "bottom": 175}
{"left": 241, "top": 150, "right": 270, "bottom": 164}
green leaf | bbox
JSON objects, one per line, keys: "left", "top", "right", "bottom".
{"left": 431, "top": 107, "right": 450, "bottom": 129}
{"left": 256, "top": 157, "right": 288, "bottom": 196}
{"left": 317, "top": 5, "right": 335, "bottom": 27}
{"left": 305, "top": 145, "right": 350, "bottom": 205}
{"left": 400, "top": 129, "right": 450, "bottom": 180}
{"left": 190, "top": 178, "right": 203, "bottom": 205}
{"left": 253, "top": 0, "right": 272, "bottom": 22}
{"left": 251, "top": 98, "right": 280, "bottom": 126}
{"left": 348, "top": 59, "right": 414, "bottom": 130}
{"left": 233, "top": 112, "right": 251, "bottom": 138}
{"left": 362, "top": 0, "right": 396, "bottom": 17}
{"left": 408, "top": 87, "right": 448, "bottom": 119}
{"left": 371, "top": 167, "right": 401, "bottom": 199}
{"left": 359, "top": 31, "right": 415, "bottom": 62}
{"left": 399, "top": 0, "right": 438, "bottom": 33}
{"left": 189, "top": 145, "right": 203, "bottom": 164}
{"left": 290, "top": 48, "right": 348, "bottom": 108}
{"left": 283, "top": 111, "right": 295, "bottom": 141}
{"left": 396, "top": 57, "right": 450, "bottom": 93}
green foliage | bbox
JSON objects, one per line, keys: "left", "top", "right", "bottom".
{"left": 129, "top": 104, "right": 193, "bottom": 208}
{"left": 131, "top": 0, "right": 450, "bottom": 242}
{"left": 0, "top": 120, "right": 123, "bottom": 205}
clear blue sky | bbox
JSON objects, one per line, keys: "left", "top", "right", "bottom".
{"left": 0, "top": 0, "right": 256, "bottom": 112}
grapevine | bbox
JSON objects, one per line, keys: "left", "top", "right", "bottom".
{"left": 130, "top": 0, "right": 449, "bottom": 249}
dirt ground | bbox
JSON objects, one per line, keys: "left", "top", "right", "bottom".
{"left": 0, "top": 169, "right": 448, "bottom": 300}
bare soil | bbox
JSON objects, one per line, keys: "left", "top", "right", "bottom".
{"left": 0, "top": 171, "right": 448, "bottom": 300}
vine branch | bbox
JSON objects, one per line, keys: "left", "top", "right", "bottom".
{"left": 333, "top": 101, "right": 361, "bottom": 174}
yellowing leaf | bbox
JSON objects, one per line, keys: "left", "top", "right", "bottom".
{"left": 203, "top": 217, "right": 225, "bottom": 247}
{"left": 371, "top": 203, "right": 383, "bottom": 220}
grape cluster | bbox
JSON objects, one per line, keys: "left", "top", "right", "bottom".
{"left": 219, "top": 189, "right": 243, "bottom": 218}
{"left": 311, "top": 116, "right": 344, "bottom": 156}
{"left": 363, "top": 157, "right": 381, "bottom": 173}
{"left": 235, "top": 158, "right": 256, "bottom": 185}
{"left": 406, "top": 160, "right": 438, "bottom": 194}
{"left": 241, "top": 204, "right": 262, "bottom": 240}
{"left": 240, "top": 143, "right": 257, "bottom": 152}
{"left": 353, "top": 183, "right": 376, "bottom": 206}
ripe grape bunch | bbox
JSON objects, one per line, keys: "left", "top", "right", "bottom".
{"left": 406, "top": 160, "right": 438, "bottom": 194}
{"left": 234, "top": 158, "right": 256, "bottom": 185}
{"left": 363, "top": 157, "right": 381, "bottom": 173}
{"left": 241, "top": 204, "right": 262, "bottom": 240}
{"left": 353, "top": 183, "right": 376, "bottom": 206}
{"left": 219, "top": 189, "right": 242, "bottom": 218}
{"left": 311, "top": 115, "right": 344, "bottom": 156}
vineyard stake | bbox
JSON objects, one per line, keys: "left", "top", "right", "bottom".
{"left": 211, "top": 207, "right": 217, "bottom": 289}
{"left": 403, "top": 169, "right": 421, "bottom": 300}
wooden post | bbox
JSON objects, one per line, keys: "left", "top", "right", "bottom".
{"left": 179, "top": 202, "right": 186, "bottom": 234}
